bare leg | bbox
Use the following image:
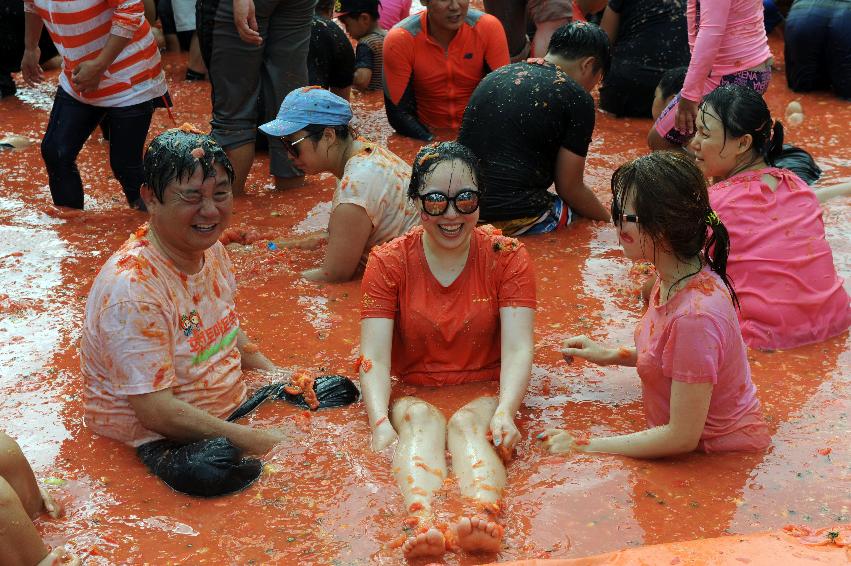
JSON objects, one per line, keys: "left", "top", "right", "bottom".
{"left": 0, "top": 432, "right": 45, "bottom": 518}
{"left": 225, "top": 143, "right": 255, "bottom": 196}
{"left": 532, "top": 19, "right": 569, "bottom": 57}
{"left": 447, "top": 397, "right": 505, "bottom": 553}
{"left": 391, "top": 397, "right": 448, "bottom": 560}
{"left": 0, "top": 477, "right": 50, "bottom": 566}
{"left": 187, "top": 33, "right": 207, "bottom": 76}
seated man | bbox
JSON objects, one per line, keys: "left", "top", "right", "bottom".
{"left": 81, "top": 128, "right": 287, "bottom": 497}
{"left": 458, "top": 22, "right": 611, "bottom": 234}
{"left": 383, "top": 0, "right": 510, "bottom": 140}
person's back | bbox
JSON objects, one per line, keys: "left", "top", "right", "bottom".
{"left": 708, "top": 168, "right": 851, "bottom": 350}
{"left": 784, "top": 0, "right": 851, "bottom": 99}
{"left": 459, "top": 61, "right": 594, "bottom": 221}
{"left": 308, "top": 15, "right": 356, "bottom": 95}
{"left": 599, "top": 0, "right": 689, "bottom": 117}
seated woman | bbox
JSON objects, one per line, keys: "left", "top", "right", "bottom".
{"left": 542, "top": 151, "right": 770, "bottom": 457}
{"left": 259, "top": 87, "right": 419, "bottom": 282}
{"left": 358, "top": 142, "right": 536, "bottom": 559}
{"left": 689, "top": 85, "right": 851, "bottom": 350}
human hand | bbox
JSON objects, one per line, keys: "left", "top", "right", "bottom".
{"left": 489, "top": 409, "right": 519, "bottom": 462}
{"left": 675, "top": 97, "right": 699, "bottom": 136}
{"left": 245, "top": 427, "right": 287, "bottom": 455}
{"left": 559, "top": 335, "right": 614, "bottom": 366}
{"left": 537, "top": 429, "right": 589, "bottom": 454}
{"left": 71, "top": 60, "right": 107, "bottom": 93}
{"left": 21, "top": 47, "right": 44, "bottom": 86}
{"left": 371, "top": 417, "right": 398, "bottom": 451}
{"left": 233, "top": 0, "right": 262, "bottom": 45}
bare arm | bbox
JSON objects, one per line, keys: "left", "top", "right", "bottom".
{"left": 353, "top": 68, "right": 373, "bottom": 90}
{"left": 578, "top": 382, "right": 712, "bottom": 457}
{"left": 490, "top": 307, "right": 535, "bottom": 455}
{"left": 236, "top": 328, "right": 276, "bottom": 371}
{"left": 128, "top": 388, "right": 285, "bottom": 455}
{"left": 815, "top": 180, "right": 851, "bottom": 203}
{"left": 600, "top": 6, "right": 620, "bottom": 44}
{"left": 302, "top": 203, "right": 373, "bottom": 282}
{"left": 273, "top": 230, "right": 329, "bottom": 250}
{"left": 554, "top": 147, "right": 611, "bottom": 222}
{"left": 21, "top": 13, "right": 46, "bottom": 85}
{"left": 359, "top": 317, "right": 397, "bottom": 451}
{"left": 560, "top": 334, "right": 637, "bottom": 367}
{"left": 575, "top": 0, "right": 608, "bottom": 14}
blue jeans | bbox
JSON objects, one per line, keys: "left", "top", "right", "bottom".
{"left": 41, "top": 86, "right": 156, "bottom": 209}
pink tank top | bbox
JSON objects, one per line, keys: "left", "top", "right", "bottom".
{"left": 709, "top": 168, "right": 851, "bottom": 350}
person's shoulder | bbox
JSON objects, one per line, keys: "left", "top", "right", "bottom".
{"left": 389, "top": 11, "right": 424, "bottom": 38}
{"left": 348, "top": 143, "right": 410, "bottom": 180}
{"left": 367, "top": 226, "right": 422, "bottom": 268}
{"left": 475, "top": 225, "right": 528, "bottom": 259}
{"left": 677, "top": 269, "right": 737, "bottom": 322}
{"left": 91, "top": 235, "right": 168, "bottom": 308}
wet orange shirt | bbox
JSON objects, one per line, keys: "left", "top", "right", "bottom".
{"left": 81, "top": 226, "right": 246, "bottom": 446}
{"left": 361, "top": 226, "right": 536, "bottom": 386}
{"left": 383, "top": 9, "right": 510, "bottom": 129}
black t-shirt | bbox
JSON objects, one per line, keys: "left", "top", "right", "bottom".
{"left": 458, "top": 62, "right": 595, "bottom": 221}
{"left": 308, "top": 16, "right": 356, "bottom": 89}
{"left": 607, "top": 0, "right": 689, "bottom": 69}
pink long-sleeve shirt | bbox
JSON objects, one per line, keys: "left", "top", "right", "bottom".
{"left": 681, "top": 0, "right": 771, "bottom": 102}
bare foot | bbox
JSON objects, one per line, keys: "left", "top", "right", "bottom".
{"left": 39, "top": 487, "right": 63, "bottom": 519}
{"left": 37, "top": 547, "right": 80, "bottom": 566}
{"left": 453, "top": 516, "right": 503, "bottom": 554}
{"left": 401, "top": 527, "right": 446, "bottom": 559}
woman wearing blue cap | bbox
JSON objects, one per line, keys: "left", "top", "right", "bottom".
{"left": 259, "top": 86, "right": 419, "bottom": 282}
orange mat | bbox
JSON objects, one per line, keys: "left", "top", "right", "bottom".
{"left": 494, "top": 529, "right": 849, "bottom": 566}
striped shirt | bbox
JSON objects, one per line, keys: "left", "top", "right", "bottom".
{"left": 24, "top": 0, "right": 167, "bottom": 107}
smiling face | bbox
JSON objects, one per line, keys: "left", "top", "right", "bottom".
{"left": 145, "top": 162, "right": 233, "bottom": 263}
{"left": 425, "top": 0, "right": 470, "bottom": 35}
{"left": 418, "top": 159, "right": 479, "bottom": 253}
{"left": 689, "top": 103, "right": 753, "bottom": 179}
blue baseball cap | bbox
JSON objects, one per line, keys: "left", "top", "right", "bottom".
{"left": 259, "top": 87, "right": 353, "bottom": 137}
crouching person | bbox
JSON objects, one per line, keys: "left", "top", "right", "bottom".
{"left": 80, "top": 127, "right": 287, "bottom": 497}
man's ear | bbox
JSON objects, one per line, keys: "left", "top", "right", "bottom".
{"left": 141, "top": 184, "right": 157, "bottom": 208}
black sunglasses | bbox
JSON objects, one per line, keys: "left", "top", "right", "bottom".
{"left": 280, "top": 133, "right": 310, "bottom": 158}
{"left": 418, "top": 190, "right": 480, "bottom": 216}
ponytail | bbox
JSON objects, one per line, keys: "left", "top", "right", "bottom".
{"left": 703, "top": 210, "right": 740, "bottom": 309}
{"left": 765, "top": 121, "right": 784, "bottom": 166}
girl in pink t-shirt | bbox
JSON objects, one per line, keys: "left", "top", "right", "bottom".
{"left": 649, "top": 0, "right": 772, "bottom": 150}
{"left": 689, "top": 85, "right": 851, "bottom": 350}
{"left": 540, "top": 151, "right": 770, "bottom": 457}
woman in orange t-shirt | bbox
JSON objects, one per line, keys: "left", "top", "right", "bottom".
{"left": 359, "top": 142, "right": 536, "bottom": 560}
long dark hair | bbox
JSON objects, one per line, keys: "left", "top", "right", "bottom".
{"left": 611, "top": 151, "right": 739, "bottom": 308}
{"left": 700, "top": 84, "right": 784, "bottom": 166}
{"left": 407, "top": 141, "right": 482, "bottom": 200}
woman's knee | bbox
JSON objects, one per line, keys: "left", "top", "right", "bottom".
{"left": 393, "top": 397, "right": 443, "bottom": 426}
{"left": 0, "top": 433, "right": 25, "bottom": 472}
{"left": 0, "top": 476, "right": 22, "bottom": 511}
{"left": 447, "top": 397, "right": 496, "bottom": 434}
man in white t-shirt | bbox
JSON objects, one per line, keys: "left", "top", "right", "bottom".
{"left": 80, "top": 127, "right": 287, "bottom": 496}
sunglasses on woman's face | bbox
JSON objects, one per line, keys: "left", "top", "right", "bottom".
{"left": 280, "top": 134, "right": 310, "bottom": 158}
{"left": 418, "top": 190, "right": 480, "bottom": 216}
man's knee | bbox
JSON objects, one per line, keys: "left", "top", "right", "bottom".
{"left": 40, "top": 137, "right": 71, "bottom": 170}
{"left": 0, "top": 433, "right": 26, "bottom": 472}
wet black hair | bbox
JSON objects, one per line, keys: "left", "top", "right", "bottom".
{"left": 407, "top": 141, "right": 482, "bottom": 201}
{"left": 546, "top": 21, "right": 611, "bottom": 77}
{"left": 143, "top": 127, "right": 234, "bottom": 203}
{"left": 657, "top": 66, "right": 687, "bottom": 100}
{"left": 315, "top": 0, "right": 335, "bottom": 14}
{"left": 302, "top": 123, "right": 352, "bottom": 145}
{"left": 611, "top": 151, "right": 739, "bottom": 308}
{"left": 340, "top": 8, "right": 380, "bottom": 20}
{"left": 700, "top": 84, "right": 784, "bottom": 166}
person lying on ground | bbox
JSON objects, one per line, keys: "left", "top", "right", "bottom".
{"left": 458, "top": 22, "right": 611, "bottom": 235}
{"left": 648, "top": 0, "right": 773, "bottom": 150}
{"left": 336, "top": 0, "right": 385, "bottom": 91}
{"left": 687, "top": 84, "right": 850, "bottom": 350}
{"left": 80, "top": 128, "right": 289, "bottom": 496}
{"left": 359, "top": 142, "right": 535, "bottom": 559}
{"left": 383, "top": 0, "right": 509, "bottom": 140}
{"left": 541, "top": 151, "right": 771, "bottom": 458}
{"left": 309, "top": 0, "right": 356, "bottom": 100}
{"left": 598, "top": 0, "right": 689, "bottom": 118}
{"left": 0, "top": 431, "right": 80, "bottom": 566}
{"left": 260, "top": 87, "right": 419, "bottom": 282}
